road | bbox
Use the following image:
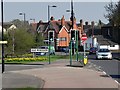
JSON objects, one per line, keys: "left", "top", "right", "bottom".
{"left": 2, "top": 52, "right": 120, "bottom": 84}
{"left": 88, "top": 53, "right": 120, "bottom": 83}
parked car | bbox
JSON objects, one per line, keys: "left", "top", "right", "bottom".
{"left": 62, "top": 47, "right": 69, "bottom": 53}
{"left": 60, "top": 47, "right": 69, "bottom": 53}
{"left": 35, "top": 46, "right": 55, "bottom": 56}
{"left": 89, "top": 47, "right": 98, "bottom": 54}
{"left": 96, "top": 48, "right": 112, "bottom": 60}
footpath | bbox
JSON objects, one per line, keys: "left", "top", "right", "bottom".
{"left": 2, "top": 59, "right": 120, "bottom": 90}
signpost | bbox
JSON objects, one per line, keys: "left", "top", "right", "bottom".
{"left": 31, "top": 48, "right": 48, "bottom": 53}
{"left": 0, "top": 41, "right": 7, "bottom": 73}
{"left": 31, "top": 48, "right": 48, "bottom": 58}
{"left": 81, "top": 34, "right": 88, "bottom": 65}
{"left": 0, "top": 41, "right": 7, "bottom": 44}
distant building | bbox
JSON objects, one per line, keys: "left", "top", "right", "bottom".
{"left": 36, "top": 16, "right": 83, "bottom": 50}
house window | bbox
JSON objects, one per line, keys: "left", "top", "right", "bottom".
{"left": 59, "top": 37, "right": 67, "bottom": 41}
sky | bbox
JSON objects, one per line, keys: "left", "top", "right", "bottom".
{"left": 0, "top": 0, "right": 119, "bottom": 24}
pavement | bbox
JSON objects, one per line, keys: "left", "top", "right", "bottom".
{"left": 2, "top": 59, "right": 120, "bottom": 89}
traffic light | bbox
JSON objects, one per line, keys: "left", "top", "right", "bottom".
{"left": 49, "top": 31, "right": 54, "bottom": 41}
{"left": 71, "top": 30, "right": 80, "bottom": 41}
{"left": 71, "top": 30, "right": 75, "bottom": 40}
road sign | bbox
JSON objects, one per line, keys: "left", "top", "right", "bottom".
{"left": 81, "top": 34, "right": 87, "bottom": 41}
{"left": 31, "top": 48, "right": 48, "bottom": 52}
{"left": 0, "top": 41, "right": 7, "bottom": 44}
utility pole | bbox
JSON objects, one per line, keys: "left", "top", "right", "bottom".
{"left": 71, "top": 0, "right": 74, "bottom": 29}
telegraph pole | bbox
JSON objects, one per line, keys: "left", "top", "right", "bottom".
{"left": 70, "top": 0, "right": 74, "bottom": 65}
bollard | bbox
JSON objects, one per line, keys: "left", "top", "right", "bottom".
{"left": 83, "top": 55, "right": 88, "bottom": 65}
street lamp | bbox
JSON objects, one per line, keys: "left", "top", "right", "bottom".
{"left": 48, "top": 5, "right": 57, "bottom": 21}
{"left": 48, "top": 5, "right": 57, "bottom": 64}
{"left": 66, "top": 8, "right": 74, "bottom": 29}
{"left": 19, "top": 12, "right": 26, "bottom": 24}
{"left": 30, "top": 18, "right": 35, "bottom": 23}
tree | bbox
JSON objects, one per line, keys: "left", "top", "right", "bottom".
{"left": 5, "top": 29, "right": 35, "bottom": 55}
{"left": 4, "top": 19, "right": 45, "bottom": 56}
{"left": 104, "top": 1, "right": 120, "bottom": 26}
{"left": 34, "top": 32, "right": 45, "bottom": 47}
{"left": 11, "top": 19, "right": 29, "bottom": 30}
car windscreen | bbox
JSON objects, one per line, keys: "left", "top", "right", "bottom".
{"left": 98, "top": 49, "right": 110, "bottom": 52}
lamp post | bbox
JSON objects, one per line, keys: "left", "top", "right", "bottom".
{"left": 48, "top": 5, "right": 57, "bottom": 21}
{"left": 91, "top": 21, "right": 94, "bottom": 47}
{"left": 30, "top": 18, "right": 35, "bottom": 23}
{"left": 48, "top": 5, "right": 57, "bottom": 64}
{"left": 71, "top": 0, "right": 74, "bottom": 29}
{"left": 1, "top": 0, "right": 4, "bottom": 73}
{"left": 66, "top": 1, "right": 74, "bottom": 29}
{"left": 19, "top": 12, "right": 26, "bottom": 25}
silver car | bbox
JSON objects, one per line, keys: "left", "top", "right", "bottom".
{"left": 96, "top": 48, "right": 112, "bottom": 60}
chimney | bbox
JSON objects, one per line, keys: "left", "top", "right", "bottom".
{"left": 73, "top": 17, "right": 77, "bottom": 29}
{"left": 50, "top": 16, "right": 55, "bottom": 21}
{"left": 91, "top": 21, "right": 94, "bottom": 37}
{"left": 61, "top": 15, "right": 65, "bottom": 26}
{"left": 80, "top": 19, "right": 83, "bottom": 34}
{"left": 85, "top": 21, "right": 88, "bottom": 25}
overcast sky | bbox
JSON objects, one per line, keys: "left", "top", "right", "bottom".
{"left": 0, "top": 0, "right": 119, "bottom": 24}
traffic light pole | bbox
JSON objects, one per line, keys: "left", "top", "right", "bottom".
{"left": 70, "top": 40, "right": 72, "bottom": 66}
{"left": 49, "top": 40, "right": 51, "bottom": 64}
{"left": 76, "top": 31, "right": 78, "bottom": 61}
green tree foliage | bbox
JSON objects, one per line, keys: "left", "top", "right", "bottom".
{"left": 34, "top": 32, "right": 45, "bottom": 47}
{"left": 11, "top": 19, "right": 29, "bottom": 30}
{"left": 15, "top": 29, "right": 34, "bottom": 54}
{"left": 105, "top": 1, "right": 120, "bottom": 26}
{"left": 4, "top": 19, "right": 45, "bottom": 55}
{"left": 5, "top": 29, "right": 35, "bottom": 55}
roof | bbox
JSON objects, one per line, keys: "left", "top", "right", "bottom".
{"left": 0, "top": 22, "right": 13, "bottom": 29}
{"left": 37, "top": 20, "right": 72, "bottom": 33}
{"left": 36, "top": 22, "right": 48, "bottom": 33}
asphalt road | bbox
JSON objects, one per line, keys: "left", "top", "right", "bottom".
{"left": 88, "top": 53, "right": 120, "bottom": 83}
{"left": 1, "top": 52, "right": 120, "bottom": 84}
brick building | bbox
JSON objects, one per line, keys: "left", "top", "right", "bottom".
{"left": 36, "top": 16, "right": 83, "bottom": 50}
